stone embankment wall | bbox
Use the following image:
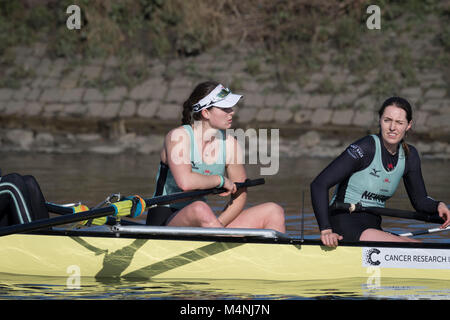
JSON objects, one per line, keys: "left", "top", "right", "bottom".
{"left": 0, "top": 43, "right": 449, "bottom": 159}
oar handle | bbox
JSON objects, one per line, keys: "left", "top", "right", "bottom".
{"left": 214, "top": 178, "right": 265, "bottom": 194}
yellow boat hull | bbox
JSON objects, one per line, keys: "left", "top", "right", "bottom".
{"left": 1, "top": 232, "right": 449, "bottom": 281}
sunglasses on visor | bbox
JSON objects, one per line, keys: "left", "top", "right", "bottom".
{"left": 192, "top": 87, "right": 231, "bottom": 113}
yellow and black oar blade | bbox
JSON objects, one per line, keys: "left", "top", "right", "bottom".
{"left": 77, "top": 195, "right": 146, "bottom": 226}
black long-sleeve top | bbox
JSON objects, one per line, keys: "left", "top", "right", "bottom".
{"left": 310, "top": 135, "right": 440, "bottom": 231}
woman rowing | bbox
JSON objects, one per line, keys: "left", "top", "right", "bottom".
{"left": 310, "top": 97, "right": 450, "bottom": 247}
{"left": 146, "top": 81, "right": 285, "bottom": 232}
{"left": 0, "top": 171, "right": 49, "bottom": 226}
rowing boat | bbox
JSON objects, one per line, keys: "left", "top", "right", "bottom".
{"left": 1, "top": 224, "right": 449, "bottom": 281}
{"left": 0, "top": 178, "right": 448, "bottom": 284}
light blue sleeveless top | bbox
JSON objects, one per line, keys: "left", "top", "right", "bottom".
{"left": 331, "top": 134, "right": 405, "bottom": 208}
{"left": 154, "top": 125, "right": 226, "bottom": 210}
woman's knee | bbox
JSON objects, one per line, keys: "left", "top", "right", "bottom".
{"left": 359, "top": 228, "right": 420, "bottom": 243}
{"left": 264, "top": 202, "right": 285, "bottom": 220}
{"left": 359, "top": 228, "right": 381, "bottom": 241}
{"left": 189, "top": 201, "right": 212, "bottom": 214}
{"left": 188, "top": 201, "right": 219, "bottom": 227}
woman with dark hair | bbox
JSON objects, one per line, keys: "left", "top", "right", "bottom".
{"left": 310, "top": 96, "right": 450, "bottom": 247}
{"left": 146, "top": 81, "right": 285, "bottom": 232}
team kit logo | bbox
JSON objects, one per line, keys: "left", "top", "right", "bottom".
{"left": 369, "top": 168, "right": 381, "bottom": 178}
{"left": 362, "top": 167, "right": 393, "bottom": 203}
{"left": 361, "top": 191, "right": 390, "bottom": 203}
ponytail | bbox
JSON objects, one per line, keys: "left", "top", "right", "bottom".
{"left": 401, "top": 140, "right": 410, "bottom": 158}
{"left": 181, "top": 100, "right": 193, "bottom": 125}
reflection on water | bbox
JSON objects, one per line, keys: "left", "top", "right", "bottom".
{"left": 0, "top": 152, "right": 449, "bottom": 299}
{"left": 1, "top": 275, "right": 450, "bottom": 300}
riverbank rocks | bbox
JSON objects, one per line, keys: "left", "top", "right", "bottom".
{"left": 0, "top": 129, "right": 167, "bottom": 155}
{"left": 1, "top": 39, "right": 449, "bottom": 158}
{"left": 298, "top": 131, "right": 321, "bottom": 148}
{"left": 1, "top": 129, "right": 449, "bottom": 160}
{"left": 5, "top": 129, "right": 34, "bottom": 150}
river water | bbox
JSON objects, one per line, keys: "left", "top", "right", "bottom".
{"left": 0, "top": 152, "right": 449, "bottom": 300}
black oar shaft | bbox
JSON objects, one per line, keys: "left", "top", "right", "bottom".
{"left": 145, "top": 178, "right": 265, "bottom": 207}
{"left": 0, "top": 206, "right": 114, "bottom": 237}
{"left": 331, "top": 202, "right": 444, "bottom": 224}
{"left": 362, "top": 207, "right": 443, "bottom": 224}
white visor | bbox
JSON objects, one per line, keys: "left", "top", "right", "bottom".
{"left": 192, "top": 84, "right": 242, "bottom": 113}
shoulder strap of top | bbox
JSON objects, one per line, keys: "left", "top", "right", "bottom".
{"left": 370, "top": 134, "right": 379, "bottom": 146}
{"left": 220, "top": 129, "right": 226, "bottom": 165}
{"left": 182, "top": 125, "right": 200, "bottom": 163}
{"left": 155, "top": 162, "right": 169, "bottom": 196}
{"left": 372, "top": 133, "right": 405, "bottom": 159}
{"left": 398, "top": 141, "right": 405, "bottom": 159}
{"left": 370, "top": 134, "right": 381, "bottom": 158}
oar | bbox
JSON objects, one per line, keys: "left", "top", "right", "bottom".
{"left": 144, "top": 178, "right": 264, "bottom": 207}
{"left": 399, "top": 225, "right": 450, "bottom": 237}
{"left": 0, "top": 178, "right": 264, "bottom": 237}
{"left": 331, "top": 202, "right": 444, "bottom": 224}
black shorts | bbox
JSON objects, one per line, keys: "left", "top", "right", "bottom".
{"left": 330, "top": 212, "right": 382, "bottom": 242}
{"left": 146, "top": 206, "right": 179, "bottom": 226}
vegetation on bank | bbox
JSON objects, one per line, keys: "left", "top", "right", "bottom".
{"left": 0, "top": 0, "right": 449, "bottom": 95}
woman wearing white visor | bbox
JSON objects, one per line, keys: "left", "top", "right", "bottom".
{"left": 146, "top": 81, "right": 286, "bottom": 232}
